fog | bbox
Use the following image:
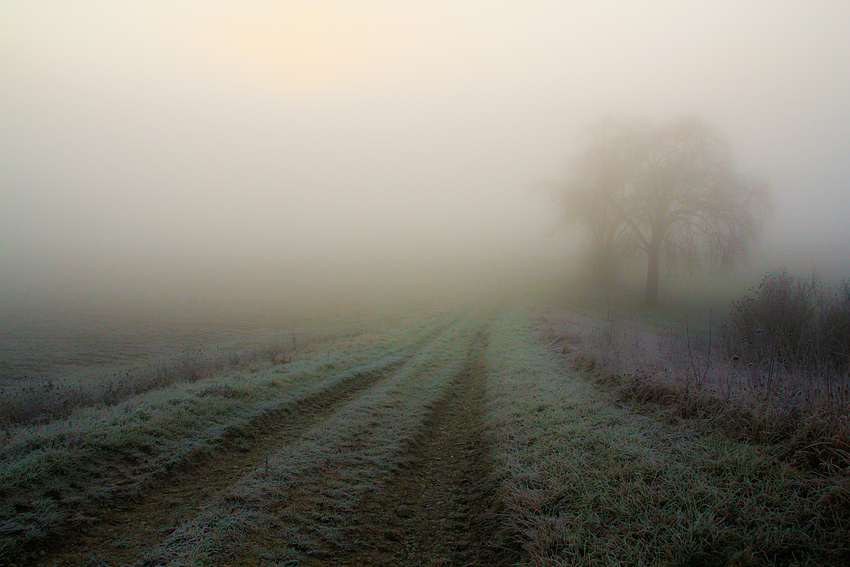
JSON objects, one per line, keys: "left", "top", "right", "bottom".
{"left": 3, "top": 1, "right": 850, "bottom": 320}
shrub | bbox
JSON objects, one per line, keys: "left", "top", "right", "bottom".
{"left": 726, "top": 270, "right": 850, "bottom": 374}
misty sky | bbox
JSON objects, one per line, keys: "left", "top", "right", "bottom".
{"left": 2, "top": 1, "right": 850, "bottom": 309}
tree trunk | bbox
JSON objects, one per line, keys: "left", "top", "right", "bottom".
{"left": 645, "top": 241, "right": 661, "bottom": 305}
{"left": 592, "top": 249, "right": 615, "bottom": 289}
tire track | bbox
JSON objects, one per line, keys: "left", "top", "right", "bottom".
{"left": 316, "top": 329, "right": 513, "bottom": 567}
{"left": 26, "top": 320, "right": 457, "bottom": 567}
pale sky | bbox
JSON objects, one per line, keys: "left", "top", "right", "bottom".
{"left": 2, "top": 1, "right": 849, "bottom": 310}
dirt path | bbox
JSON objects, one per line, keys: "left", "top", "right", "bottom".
{"left": 26, "top": 359, "right": 406, "bottom": 567}
{"left": 21, "top": 323, "right": 511, "bottom": 567}
{"left": 314, "top": 330, "right": 513, "bottom": 567}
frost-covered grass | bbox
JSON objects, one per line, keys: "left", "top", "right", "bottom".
{"left": 11, "top": 300, "right": 846, "bottom": 566}
{"left": 0, "top": 317, "right": 373, "bottom": 426}
{"left": 141, "top": 313, "right": 486, "bottom": 565}
{"left": 0, "top": 310, "right": 453, "bottom": 562}
{"left": 484, "top": 304, "right": 850, "bottom": 566}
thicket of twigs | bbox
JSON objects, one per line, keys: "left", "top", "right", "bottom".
{"left": 549, "top": 269, "right": 850, "bottom": 475}
{"left": 726, "top": 269, "right": 850, "bottom": 397}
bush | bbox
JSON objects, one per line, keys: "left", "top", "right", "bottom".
{"left": 726, "top": 270, "right": 850, "bottom": 374}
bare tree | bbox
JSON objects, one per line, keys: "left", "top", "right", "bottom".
{"left": 549, "top": 116, "right": 647, "bottom": 287}
{"left": 555, "top": 116, "right": 770, "bottom": 304}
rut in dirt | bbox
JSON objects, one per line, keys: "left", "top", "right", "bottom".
{"left": 27, "top": 324, "right": 452, "bottom": 567}
{"left": 322, "top": 329, "right": 514, "bottom": 567}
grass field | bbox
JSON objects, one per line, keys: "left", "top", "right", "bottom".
{"left": 2, "top": 296, "right": 848, "bottom": 566}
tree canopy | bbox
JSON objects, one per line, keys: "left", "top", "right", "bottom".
{"left": 553, "top": 116, "right": 771, "bottom": 305}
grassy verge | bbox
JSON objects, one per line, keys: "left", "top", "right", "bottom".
{"left": 484, "top": 304, "right": 849, "bottom": 566}
{"left": 0, "top": 311, "right": 453, "bottom": 562}
{"left": 0, "top": 320, "right": 373, "bottom": 427}
{"left": 542, "top": 299, "right": 850, "bottom": 467}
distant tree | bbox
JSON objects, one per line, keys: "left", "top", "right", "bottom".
{"left": 553, "top": 116, "right": 770, "bottom": 305}
{"left": 550, "top": 116, "right": 647, "bottom": 287}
